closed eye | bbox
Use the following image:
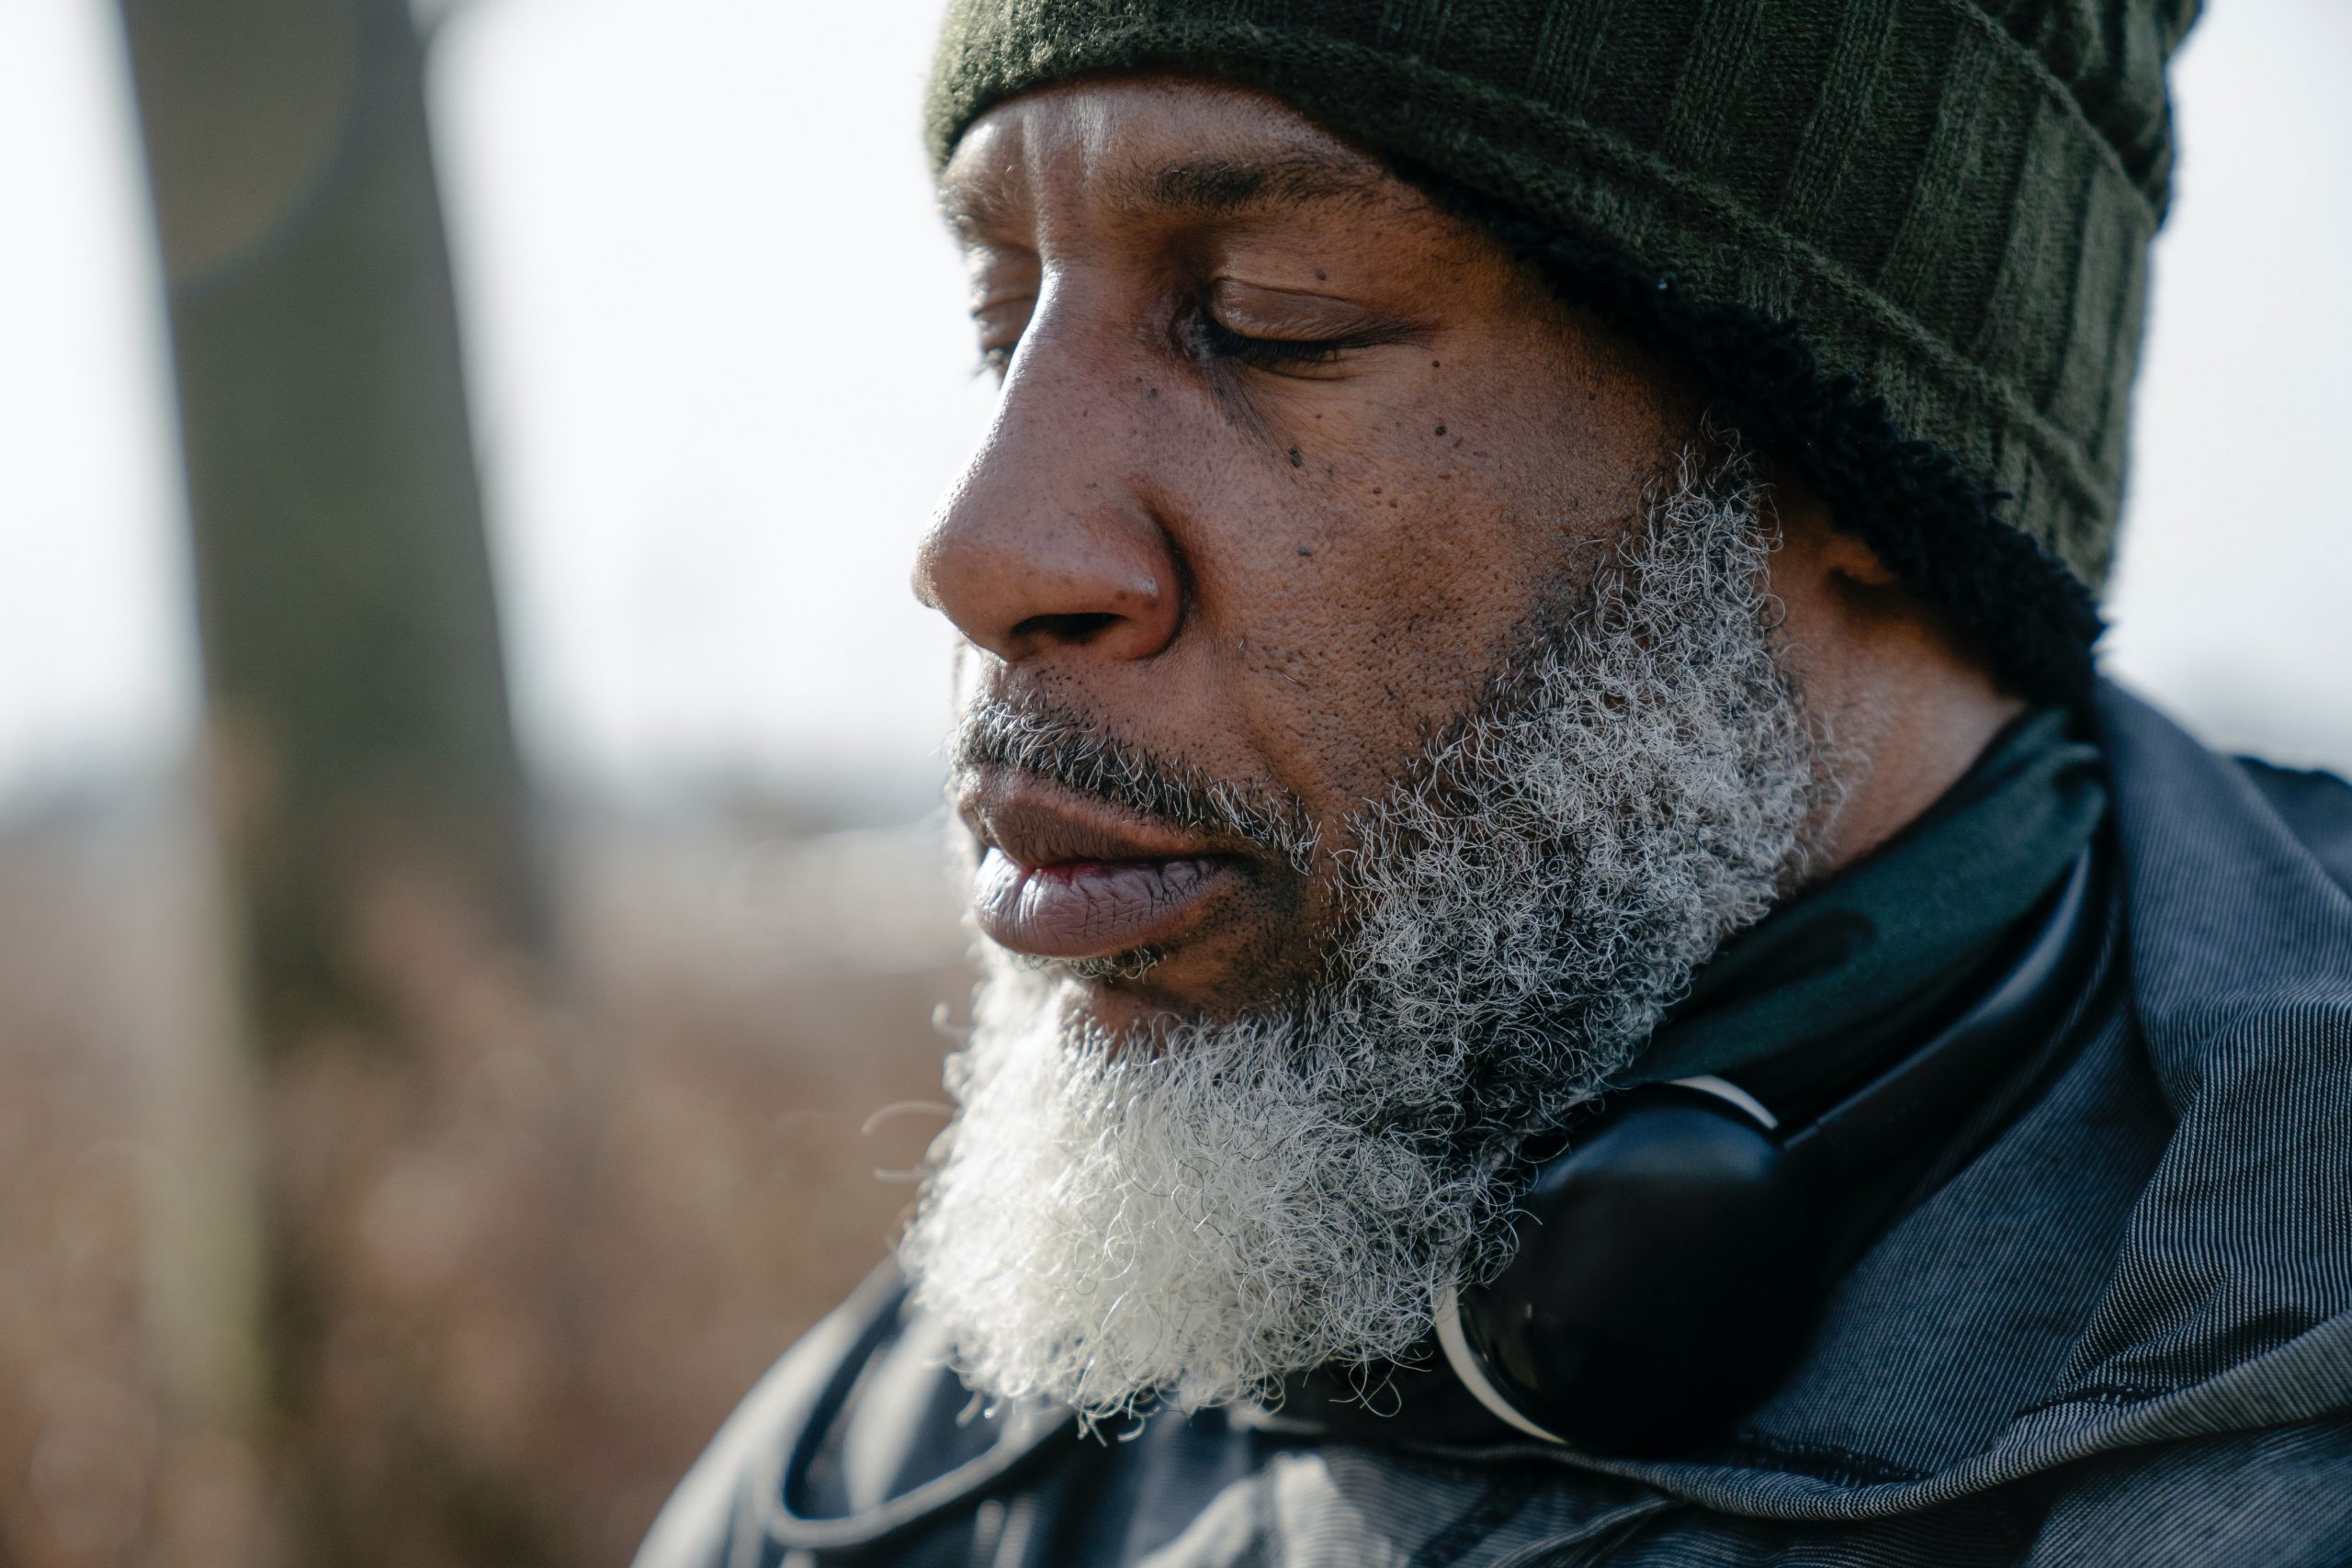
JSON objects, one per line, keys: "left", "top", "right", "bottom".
{"left": 1188, "top": 302, "right": 1415, "bottom": 378}
{"left": 1194, "top": 314, "right": 1354, "bottom": 371}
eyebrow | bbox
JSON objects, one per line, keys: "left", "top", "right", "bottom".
{"left": 941, "top": 148, "right": 1390, "bottom": 237}
{"left": 1122, "top": 152, "right": 1389, "bottom": 217}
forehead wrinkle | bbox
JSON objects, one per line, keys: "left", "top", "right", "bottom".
{"left": 940, "top": 141, "right": 1396, "bottom": 244}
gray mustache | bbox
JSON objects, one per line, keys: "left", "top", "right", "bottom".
{"left": 950, "top": 696, "right": 1318, "bottom": 873}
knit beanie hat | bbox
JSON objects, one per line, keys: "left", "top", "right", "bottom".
{"left": 923, "top": 0, "right": 2201, "bottom": 704}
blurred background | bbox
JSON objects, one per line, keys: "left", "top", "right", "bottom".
{"left": 0, "top": 1, "right": 2345, "bottom": 1562}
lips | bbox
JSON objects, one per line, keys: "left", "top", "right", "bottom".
{"left": 961, "top": 787, "right": 1246, "bottom": 962}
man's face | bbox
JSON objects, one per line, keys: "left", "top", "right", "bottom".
{"left": 922, "top": 76, "right": 1701, "bottom": 1029}
{"left": 905, "top": 76, "right": 1823, "bottom": 1418}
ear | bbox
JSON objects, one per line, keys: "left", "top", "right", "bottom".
{"left": 1760, "top": 468, "right": 1899, "bottom": 596}
{"left": 1753, "top": 461, "right": 2026, "bottom": 874}
{"left": 1816, "top": 527, "right": 1900, "bottom": 590}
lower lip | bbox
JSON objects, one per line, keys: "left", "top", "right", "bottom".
{"left": 970, "top": 849, "right": 1235, "bottom": 960}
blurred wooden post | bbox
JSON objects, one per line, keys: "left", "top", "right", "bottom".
{"left": 114, "top": 0, "right": 541, "bottom": 1557}
{"left": 117, "top": 0, "right": 538, "bottom": 1024}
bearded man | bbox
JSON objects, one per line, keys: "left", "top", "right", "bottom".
{"left": 637, "top": 2, "right": 2352, "bottom": 1562}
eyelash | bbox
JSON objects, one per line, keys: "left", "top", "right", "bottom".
{"left": 1190, "top": 312, "right": 1353, "bottom": 372}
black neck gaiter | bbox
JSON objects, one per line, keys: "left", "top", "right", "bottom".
{"left": 1625, "top": 707, "right": 2108, "bottom": 1113}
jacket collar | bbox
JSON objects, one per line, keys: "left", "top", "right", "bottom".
{"left": 1536, "top": 681, "right": 2352, "bottom": 1516}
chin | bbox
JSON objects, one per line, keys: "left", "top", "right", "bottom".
{"left": 1044, "top": 974, "right": 1170, "bottom": 1045}
{"left": 1026, "top": 931, "right": 1336, "bottom": 1040}
{"left": 1012, "top": 964, "right": 1214, "bottom": 1049}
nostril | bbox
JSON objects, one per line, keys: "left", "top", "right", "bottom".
{"left": 1012, "top": 610, "right": 1123, "bottom": 646}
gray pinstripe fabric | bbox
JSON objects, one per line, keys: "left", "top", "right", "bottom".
{"left": 639, "top": 682, "right": 2352, "bottom": 1568}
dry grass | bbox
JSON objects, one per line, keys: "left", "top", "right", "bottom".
{"left": 0, "top": 787, "right": 972, "bottom": 1567}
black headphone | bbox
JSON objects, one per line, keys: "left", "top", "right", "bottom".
{"left": 1432, "top": 845, "right": 2100, "bottom": 1454}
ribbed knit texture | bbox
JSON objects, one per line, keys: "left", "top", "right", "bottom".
{"left": 925, "top": 0, "right": 2200, "bottom": 672}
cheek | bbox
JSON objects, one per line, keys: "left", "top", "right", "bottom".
{"left": 1180, "top": 402, "right": 1591, "bottom": 815}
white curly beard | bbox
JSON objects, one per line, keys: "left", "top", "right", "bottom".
{"left": 899, "top": 456, "right": 1824, "bottom": 1422}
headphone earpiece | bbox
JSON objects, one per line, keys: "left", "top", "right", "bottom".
{"left": 1438, "top": 847, "right": 2098, "bottom": 1454}
{"left": 1439, "top": 1079, "right": 1823, "bottom": 1452}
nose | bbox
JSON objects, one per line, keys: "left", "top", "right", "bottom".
{"left": 912, "top": 332, "right": 1182, "bottom": 665}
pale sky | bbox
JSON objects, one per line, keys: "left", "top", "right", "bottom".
{"left": 1, "top": 0, "right": 2347, "bottom": 817}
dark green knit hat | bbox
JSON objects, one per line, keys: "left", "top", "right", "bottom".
{"left": 924, "top": 0, "right": 2200, "bottom": 701}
